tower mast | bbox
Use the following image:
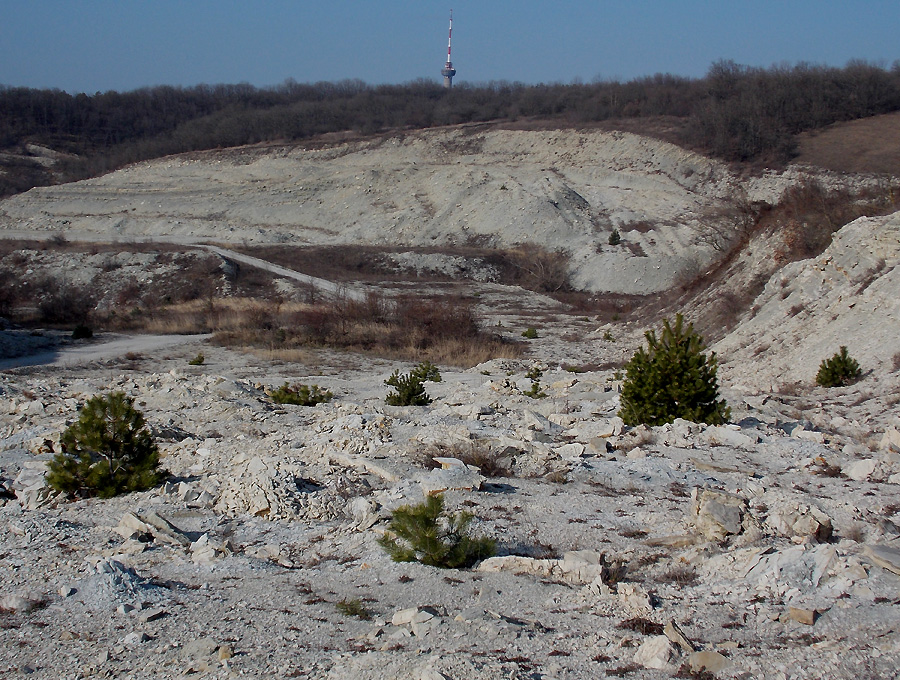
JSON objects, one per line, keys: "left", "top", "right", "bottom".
{"left": 441, "top": 10, "right": 456, "bottom": 88}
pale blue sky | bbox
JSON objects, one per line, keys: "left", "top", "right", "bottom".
{"left": 1, "top": 1, "right": 898, "bottom": 93}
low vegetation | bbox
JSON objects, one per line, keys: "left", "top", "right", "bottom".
{"left": 618, "top": 314, "right": 730, "bottom": 426}
{"left": 523, "top": 366, "right": 548, "bottom": 400}
{"left": 816, "top": 346, "right": 862, "bottom": 387}
{"left": 47, "top": 392, "right": 164, "bottom": 498}
{"left": 385, "top": 361, "right": 441, "bottom": 406}
{"left": 335, "top": 599, "right": 373, "bottom": 620}
{"left": 270, "top": 383, "right": 334, "bottom": 406}
{"left": 377, "top": 494, "right": 496, "bottom": 569}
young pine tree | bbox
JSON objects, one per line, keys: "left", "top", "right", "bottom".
{"left": 816, "top": 346, "right": 861, "bottom": 387}
{"left": 377, "top": 494, "right": 496, "bottom": 569}
{"left": 47, "top": 392, "right": 164, "bottom": 498}
{"left": 618, "top": 314, "right": 730, "bottom": 427}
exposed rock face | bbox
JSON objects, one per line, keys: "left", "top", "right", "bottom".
{"left": 0, "top": 128, "right": 751, "bottom": 294}
{"left": 716, "top": 211, "right": 900, "bottom": 388}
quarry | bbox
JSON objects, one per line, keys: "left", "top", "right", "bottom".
{"left": 0, "top": 125, "right": 899, "bottom": 679}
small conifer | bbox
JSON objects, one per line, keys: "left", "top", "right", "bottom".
{"left": 385, "top": 362, "right": 440, "bottom": 406}
{"left": 618, "top": 314, "right": 730, "bottom": 426}
{"left": 816, "top": 346, "right": 861, "bottom": 387}
{"left": 377, "top": 494, "right": 495, "bottom": 569}
{"left": 47, "top": 392, "right": 164, "bottom": 498}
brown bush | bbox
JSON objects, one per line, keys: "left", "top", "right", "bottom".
{"left": 36, "top": 277, "right": 96, "bottom": 324}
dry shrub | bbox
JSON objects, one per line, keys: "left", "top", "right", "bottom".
{"left": 617, "top": 617, "right": 664, "bottom": 636}
{"left": 422, "top": 440, "right": 511, "bottom": 478}
{"left": 502, "top": 243, "right": 572, "bottom": 293}
{"left": 656, "top": 564, "right": 699, "bottom": 586}
{"left": 36, "top": 277, "right": 96, "bottom": 324}
{"left": 196, "top": 294, "right": 521, "bottom": 367}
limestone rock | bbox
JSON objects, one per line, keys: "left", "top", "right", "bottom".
{"left": 633, "top": 635, "right": 682, "bottom": 672}
{"left": 764, "top": 499, "right": 833, "bottom": 542}
{"left": 863, "top": 544, "right": 900, "bottom": 575}
{"left": 880, "top": 427, "right": 900, "bottom": 452}
{"left": 140, "top": 511, "right": 191, "bottom": 547}
{"left": 690, "top": 487, "right": 748, "bottom": 541}
{"left": 787, "top": 606, "right": 817, "bottom": 625}
{"left": 664, "top": 620, "right": 696, "bottom": 652}
{"left": 419, "top": 465, "right": 484, "bottom": 495}
{"left": 844, "top": 458, "right": 878, "bottom": 482}
{"left": 477, "top": 551, "right": 610, "bottom": 585}
{"left": 702, "top": 425, "right": 759, "bottom": 449}
{"left": 689, "top": 650, "right": 731, "bottom": 673}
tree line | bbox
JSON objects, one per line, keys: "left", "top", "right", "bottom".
{"left": 2, "top": 59, "right": 899, "bottom": 196}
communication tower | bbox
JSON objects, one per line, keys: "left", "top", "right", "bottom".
{"left": 441, "top": 10, "right": 456, "bottom": 88}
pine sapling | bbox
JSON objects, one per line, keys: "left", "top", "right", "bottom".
{"left": 618, "top": 314, "right": 730, "bottom": 426}
{"left": 47, "top": 392, "right": 164, "bottom": 498}
{"left": 816, "top": 346, "right": 861, "bottom": 387}
{"left": 377, "top": 494, "right": 495, "bottom": 569}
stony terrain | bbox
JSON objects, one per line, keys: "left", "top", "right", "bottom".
{"left": 0, "top": 127, "right": 899, "bottom": 679}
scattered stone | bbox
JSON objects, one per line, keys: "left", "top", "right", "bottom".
{"left": 0, "top": 593, "right": 43, "bottom": 613}
{"left": 689, "top": 650, "right": 731, "bottom": 673}
{"left": 140, "top": 511, "right": 191, "bottom": 547}
{"left": 863, "top": 544, "right": 900, "bottom": 575}
{"left": 122, "top": 631, "right": 150, "bottom": 645}
{"left": 392, "top": 607, "right": 437, "bottom": 626}
{"left": 764, "top": 498, "right": 833, "bottom": 542}
{"left": 181, "top": 637, "right": 219, "bottom": 660}
{"left": 419, "top": 465, "right": 484, "bottom": 495}
{"left": 633, "top": 635, "right": 682, "bottom": 672}
{"left": 138, "top": 607, "right": 167, "bottom": 623}
{"left": 881, "top": 427, "right": 900, "bottom": 452}
{"left": 787, "top": 607, "right": 817, "bottom": 625}
{"left": 664, "top": 620, "right": 696, "bottom": 652}
{"left": 844, "top": 458, "right": 878, "bottom": 482}
{"left": 477, "top": 551, "right": 610, "bottom": 585}
{"left": 690, "top": 487, "right": 749, "bottom": 541}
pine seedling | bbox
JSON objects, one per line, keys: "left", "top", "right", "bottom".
{"left": 816, "top": 346, "right": 861, "bottom": 387}
{"left": 47, "top": 392, "right": 164, "bottom": 498}
{"left": 618, "top": 314, "right": 730, "bottom": 426}
{"left": 378, "top": 494, "right": 496, "bottom": 569}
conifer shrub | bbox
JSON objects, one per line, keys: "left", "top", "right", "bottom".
{"left": 385, "top": 362, "right": 441, "bottom": 406}
{"left": 377, "top": 494, "right": 496, "bottom": 569}
{"left": 410, "top": 360, "right": 441, "bottom": 383}
{"left": 71, "top": 324, "right": 93, "bottom": 339}
{"left": 816, "top": 346, "right": 861, "bottom": 387}
{"left": 47, "top": 392, "right": 164, "bottom": 498}
{"left": 618, "top": 314, "right": 730, "bottom": 426}
{"left": 521, "top": 327, "right": 538, "bottom": 339}
{"left": 188, "top": 352, "right": 205, "bottom": 366}
{"left": 523, "top": 366, "right": 547, "bottom": 399}
{"left": 608, "top": 229, "right": 622, "bottom": 246}
{"left": 270, "top": 382, "right": 333, "bottom": 406}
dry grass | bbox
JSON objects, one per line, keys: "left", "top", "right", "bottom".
{"left": 795, "top": 111, "right": 900, "bottom": 174}
{"left": 420, "top": 440, "right": 511, "bottom": 478}
{"left": 155, "top": 294, "right": 524, "bottom": 368}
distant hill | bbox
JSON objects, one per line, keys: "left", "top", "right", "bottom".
{"left": 2, "top": 60, "right": 899, "bottom": 198}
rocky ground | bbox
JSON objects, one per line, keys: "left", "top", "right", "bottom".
{"left": 1, "top": 321, "right": 899, "bottom": 679}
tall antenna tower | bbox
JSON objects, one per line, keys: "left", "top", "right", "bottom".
{"left": 440, "top": 10, "right": 456, "bottom": 88}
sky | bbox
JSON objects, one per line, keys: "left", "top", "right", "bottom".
{"left": 1, "top": 1, "right": 899, "bottom": 94}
